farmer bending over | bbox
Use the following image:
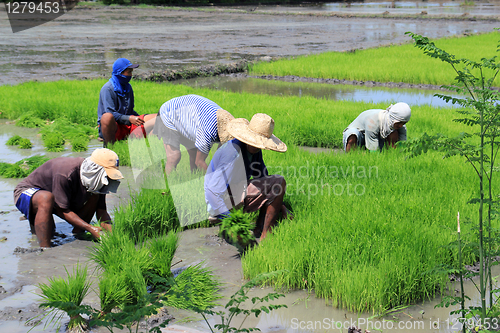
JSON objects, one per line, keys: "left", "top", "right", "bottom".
{"left": 343, "top": 102, "right": 411, "bottom": 152}
{"left": 13, "top": 148, "right": 122, "bottom": 248}
{"left": 204, "top": 113, "right": 293, "bottom": 241}
{"left": 97, "top": 58, "right": 156, "bottom": 147}
{"left": 153, "top": 94, "right": 234, "bottom": 174}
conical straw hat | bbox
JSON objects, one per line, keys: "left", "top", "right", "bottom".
{"left": 228, "top": 113, "right": 287, "bottom": 152}
{"left": 216, "top": 109, "right": 235, "bottom": 144}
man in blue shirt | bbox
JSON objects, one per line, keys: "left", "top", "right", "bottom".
{"left": 204, "top": 113, "right": 292, "bottom": 240}
{"left": 97, "top": 58, "right": 156, "bottom": 147}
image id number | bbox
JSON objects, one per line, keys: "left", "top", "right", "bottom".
{"left": 6, "top": 1, "right": 60, "bottom": 14}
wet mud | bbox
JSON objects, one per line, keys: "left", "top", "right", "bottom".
{"left": 1, "top": 5, "right": 499, "bottom": 85}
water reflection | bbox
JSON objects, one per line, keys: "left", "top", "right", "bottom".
{"left": 174, "top": 76, "right": 459, "bottom": 108}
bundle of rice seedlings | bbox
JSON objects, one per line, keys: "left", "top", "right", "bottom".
{"left": 98, "top": 273, "right": 131, "bottom": 315}
{"left": 219, "top": 207, "right": 258, "bottom": 250}
{"left": 113, "top": 189, "right": 179, "bottom": 243}
{"left": 42, "top": 131, "right": 65, "bottom": 152}
{"left": 15, "top": 113, "right": 46, "bottom": 128}
{"left": 19, "top": 138, "right": 32, "bottom": 149}
{"left": 37, "top": 264, "right": 91, "bottom": 333}
{"left": 165, "top": 263, "right": 220, "bottom": 311}
{"left": 0, "top": 156, "right": 49, "bottom": 178}
{"left": 71, "top": 136, "right": 90, "bottom": 152}
{"left": 6, "top": 135, "right": 22, "bottom": 145}
{"left": 147, "top": 231, "right": 179, "bottom": 279}
{"left": 90, "top": 232, "right": 153, "bottom": 275}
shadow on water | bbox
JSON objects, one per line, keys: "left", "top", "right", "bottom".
{"left": 173, "top": 75, "right": 460, "bottom": 108}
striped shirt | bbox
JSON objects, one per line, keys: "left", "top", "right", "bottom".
{"left": 159, "top": 95, "right": 221, "bottom": 155}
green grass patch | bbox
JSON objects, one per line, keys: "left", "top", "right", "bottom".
{"left": 0, "top": 80, "right": 470, "bottom": 149}
{"left": 250, "top": 32, "right": 500, "bottom": 86}
{"left": 0, "top": 156, "right": 49, "bottom": 178}
{"left": 242, "top": 145, "right": 484, "bottom": 312}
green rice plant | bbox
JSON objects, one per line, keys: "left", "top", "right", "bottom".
{"left": 42, "top": 131, "right": 65, "bottom": 152}
{"left": 98, "top": 272, "right": 132, "bottom": 315}
{"left": 241, "top": 145, "right": 484, "bottom": 312}
{"left": 18, "top": 138, "right": 32, "bottom": 149}
{"left": 15, "top": 112, "right": 46, "bottom": 128}
{"left": 70, "top": 136, "right": 90, "bottom": 152}
{"left": 36, "top": 264, "right": 91, "bottom": 332}
{"left": 0, "top": 79, "right": 470, "bottom": 150}
{"left": 165, "top": 263, "right": 220, "bottom": 311}
{"left": 6, "top": 135, "right": 22, "bottom": 145}
{"left": 219, "top": 207, "right": 258, "bottom": 250}
{"left": 107, "top": 140, "right": 130, "bottom": 166}
{"left": 147, "top": 231, "right": 179, "bottom": 279}
{"left": 250, "top": 32, "right": 500, "bottom": 86}
{"left": 6, "top": 135, "right": 32, "bottom": 149}
{"left": 112, "top": 188, "right": 180, "bottom": 243}
{"left": 0, "top": 156, "right": 49, "bottom": 178}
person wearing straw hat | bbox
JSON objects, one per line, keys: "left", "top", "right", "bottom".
{"left": 98, "top": 58, "right": 157, "bottom": 147}
{"left": 343, "top": 102, "right": 411, "bottom": 152}
{"left": 153, "top": 94, "right": 235, "bottom": 174}
{"left": 204, "top": 113, "right": 293, "bottom": 241}
{"left": 13, "top": 148, "right": 123, "bottom": 248}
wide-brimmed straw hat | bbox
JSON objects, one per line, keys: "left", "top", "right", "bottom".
{"left": 228, "top": 113, "right": 287, "bottom": 152}
{"left": 216, "top": 109, "right": 235, "bottom": 145}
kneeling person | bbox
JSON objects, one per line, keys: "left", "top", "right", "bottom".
{"left": 204, "top": 113, "right": 292, "bottom": 241}
{"left": 13, "top": 148, "right": 123, "bottom": 248}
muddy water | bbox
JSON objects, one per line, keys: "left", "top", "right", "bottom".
{"left": 242, "top": 0, "right": 500, "bottom": 17}
{"left": 0, "top": 6, "right": 498, "bottom": 85}
{"left": 173, "top": 75, "right": 459, "bottom": 107}
{"left": 0, "top": 121, "right": 498, "bottom": 333}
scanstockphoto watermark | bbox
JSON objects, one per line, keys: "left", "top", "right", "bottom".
{"left": 267, "top": 162, "right": 379, "bottom": 199}
{"left": 290, "top": 317, "right": 500, "bottom": 331}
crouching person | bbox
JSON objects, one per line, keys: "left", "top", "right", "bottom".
{"left": 204, "top": 113, "right": 292, "bottom": 241}
{"left": 13, "top": 148, "right": 123, "bottom": 248}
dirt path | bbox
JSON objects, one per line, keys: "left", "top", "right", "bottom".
{"left": 0, "top": 5, "right": 498, "bottom": 85}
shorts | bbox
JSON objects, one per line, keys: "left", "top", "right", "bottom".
{"left": 152, "top": 113, "right": 195, "bottom": 150}
{"left": 115, "top": 114, "right": 147, "bottom": 141}
{"left": 342, "top": 128, "right": 365, "bottom": 151}
{"left": 244, "top": 175, "right": 285, "bottom": 213}
{"left": 15, "top": 188, "right": 40, "bottom": 223}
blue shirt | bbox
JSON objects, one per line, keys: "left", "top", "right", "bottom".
{"left": 204, "top": 139, "right": 268, "bottom": 216}
{"left": 159, "top": 95, "right": 221, "bottom": 155}
{"left": 97, "top": 81, "right": 139, "bottom": 137}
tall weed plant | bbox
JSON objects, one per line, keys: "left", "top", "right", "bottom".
{"left": 404, "top": 32, "right": 500, "bottom": 331}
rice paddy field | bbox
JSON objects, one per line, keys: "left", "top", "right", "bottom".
{"left": 0, "top": 32, "right": 497, "bottom": 318}
{"left": 250, "top": 32, "right": 500, "bottom": 87}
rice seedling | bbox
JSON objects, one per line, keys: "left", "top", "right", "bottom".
{"left": 147, "top": 231, "right": 179, "bottom": 279}
{"left": 250, "top": 32, "right": 500, "bottom": 86}
{"left": 36, "top": 264, "right": 91, "bottom": 332}
{"left": 241, "top": 145, "right": 485, "bottom": 312}
{"left": 6, "top": 135, "right": 22, "bottom": 145}
{"left": 165, "top": 263, "right": 220, "bottom": 311}
{"left": 98, "top": 272, "right": 132, "bottom": 315}
{"left": 15, "top": 112, "right": 46, "bottom": 128}
{"left": 19, "top": 138, "right": 32, "bottom": 149}
{"left": 112, "top": 188, "right": 180, "bottom": 243}
{"left": 41, "top": 131, "right": 65, "bottom": 152}
{"left": 0, "top": 156, "right": 49, "bottom": 178}
{"left": 219, "top": 207, "right": 258, "bottom": 251}
{"left": 0, "top": 79, "right": 468, "bottom": 150}
{"left": 6, "top": 135, "right": 32, "bottom": 149}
